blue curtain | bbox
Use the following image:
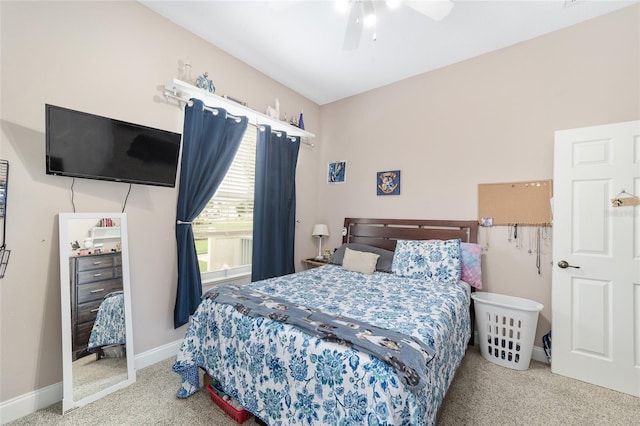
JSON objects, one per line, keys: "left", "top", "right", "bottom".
{"left": 251, "top": 125, "right": 300, "bottom": 282}
{"left": 174, "top": 99, "right": 248, "bottom": 328}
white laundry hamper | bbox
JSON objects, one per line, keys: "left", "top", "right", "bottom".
{"left": 471, "top": 292, "right": 544, "bottom": 370}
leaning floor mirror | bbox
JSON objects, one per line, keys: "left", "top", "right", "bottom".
{"left": 58, "top": 212, "right": 135, "bottom": 414}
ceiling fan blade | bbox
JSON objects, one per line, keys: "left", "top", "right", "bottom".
{"left": 405, "top": 0, "right": 454, "bottom": 21}
{"left": 343, "top": 1, "right": 363, "bottom": 51}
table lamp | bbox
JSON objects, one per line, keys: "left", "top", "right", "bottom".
{"left": 312, "top": 224, "right": 329, "bottom": 260}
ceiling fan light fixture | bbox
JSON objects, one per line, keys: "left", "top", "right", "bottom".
{"left": 335, "top": 0, "right": 350, "bottom": 14}
{"left": 386, "top": 0, "right": 402, "bottom": 10}
{"left": 363, "top": 13, "right": 376, "bottom": 27}
{"left": 405, "top": 0, "right": 454, "bottom": 21}
{"left": 362, "top": 0, "right": 376, "bottom": 27}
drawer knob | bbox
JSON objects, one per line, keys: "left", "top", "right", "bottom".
{"left": 90, "top": 288, "right": 105, "bottom": 293}
{"left": 93, "top": 273, "right": 102, "bottom": 277}
{"left": 90, "top": 308, "right": 100, "bottom": 313}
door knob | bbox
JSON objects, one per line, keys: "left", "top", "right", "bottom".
{"left": 557, "top": 260, "right": 580, "bottom": 269}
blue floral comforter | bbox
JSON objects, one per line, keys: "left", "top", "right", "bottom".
{"left": 87, "top": 291, "right": 126, "bottom": 352}
{"left": 173, "top": 265, "right": 471, "bottom": 425}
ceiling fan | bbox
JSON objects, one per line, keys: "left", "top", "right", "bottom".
{"left": 339, "top": 0, "right": 455, "bottom": 50}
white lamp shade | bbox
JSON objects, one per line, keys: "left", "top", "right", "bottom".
{"left": 312, "top": 224, "right": 329, "bottom": 238}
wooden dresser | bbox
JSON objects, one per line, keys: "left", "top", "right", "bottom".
{"left": 70, "top": 252, "right": 123, "bottom": 360}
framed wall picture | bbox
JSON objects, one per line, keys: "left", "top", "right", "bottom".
{"left": 328, "top": 161, "right": 346, "bottom": 184}
{"left": 377, "top": 170, "right": 400, "bottom": 195}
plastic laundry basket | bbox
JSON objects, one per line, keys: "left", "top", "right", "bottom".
{"left": 471, "top": 292, "right": 544, "bottom": 370}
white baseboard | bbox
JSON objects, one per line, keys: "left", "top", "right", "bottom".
{"left": 531, "top": 345, "right": 550, "bottom": 364}
{"left": 0, "top": 381, "right": 63, "bottom": 425}
{"left": 0, "top": 339, "right": 184, "bottom": 425}
{"left": 134, "top": 339, "right": 183, "bottom": 371}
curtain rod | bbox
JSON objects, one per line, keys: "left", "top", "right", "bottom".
{"left": 163, "top": 90, "right": 314, "bottom": 147}
{"left": 257, "top": 125, "right": 306, "bottom": 143}
{"left": 163, "top": 91, "right": 242, "bottom": 122}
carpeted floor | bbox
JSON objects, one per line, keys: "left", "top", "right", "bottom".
{"left": 72, "top": 355, "right": 127, "bottom": 401}
{"left": 8, "top": 346, "right": 639, "bottom": 425}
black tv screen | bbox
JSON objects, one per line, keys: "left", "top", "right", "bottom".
{"left": 45, "top": 104, "right": 181, "bottom": 187}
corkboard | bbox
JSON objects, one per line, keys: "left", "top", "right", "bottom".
{"left": 478, "top": 180, "right": 553, "bottom": 226}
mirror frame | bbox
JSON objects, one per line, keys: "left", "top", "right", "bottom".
{"left": 59, "top": 212, "right": 135, "bottom": 414}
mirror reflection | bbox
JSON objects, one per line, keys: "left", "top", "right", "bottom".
{"left": 59, "top": 213, "right": 135, "bottom": 413}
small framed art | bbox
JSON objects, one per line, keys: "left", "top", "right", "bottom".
{"left": 377, "top": 170, "right": 400, "bottom": 195}
{"left": 328, "top": 161, "right": 346, "bottom": 184}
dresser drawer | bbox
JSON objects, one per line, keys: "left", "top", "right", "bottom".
{"left": 77, "top": 279, "right": 122, "bottom": 304}
{"left": 75, "top": 321, "right": 94, "bottom": 348}
{"left": 76, "top": 254, "right": 118, "bottom": 272}
{"left": 77, "top": 267, "right": 119, "bottom": 284}
{"left": 76, "top": 299, "right": 103, "bottom": 324}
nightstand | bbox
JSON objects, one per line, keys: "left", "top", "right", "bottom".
{"left": 302, "top": 258, "right": 329, "bottom": 269}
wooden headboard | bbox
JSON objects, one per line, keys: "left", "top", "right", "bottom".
{"left": 343, "top": 218, "right": 479, "bottom": 249}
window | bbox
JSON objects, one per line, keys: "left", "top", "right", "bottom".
{"left": 194, "top": 124, "right": 256, "bottom": 282}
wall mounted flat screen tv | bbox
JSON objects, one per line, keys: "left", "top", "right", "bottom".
{"left": 46, "top": 104, "right": 182, "bottom": 187}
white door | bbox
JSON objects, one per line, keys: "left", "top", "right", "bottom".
{"left": 552, "top": 120, "right": 640, "bottom": 397}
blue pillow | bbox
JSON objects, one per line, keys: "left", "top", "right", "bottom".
{"left": 391, "top": 239, "right": 461, "bottom": 283}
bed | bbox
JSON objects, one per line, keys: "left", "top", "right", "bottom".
{"left": 87, "top": 291, "right": 126, "bottom": 357}
{"left": 173, "top": 218, "right": 479, "bottom": 425}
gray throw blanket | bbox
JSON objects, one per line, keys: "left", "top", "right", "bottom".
{"left": 204, "top": 284, "right": 436, "bottom": 393}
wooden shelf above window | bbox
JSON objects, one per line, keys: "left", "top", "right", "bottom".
{"left": 164, "top": 79, "right": 315, "bottom": 141}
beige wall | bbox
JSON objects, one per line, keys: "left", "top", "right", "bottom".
{"left": 0, "top": 1, "right": 320, "bottom": 403}
{"left": 1, "top": 0, "right": 638, "bottom": 411}
{"left": 318, "top": 4, "right": 639, "bottom": 347}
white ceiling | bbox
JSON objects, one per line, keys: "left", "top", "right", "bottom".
{"left": 141, "top": 0, "right": 636, "bottom": 105}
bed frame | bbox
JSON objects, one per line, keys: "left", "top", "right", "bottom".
{"left": 342, "top": 218, "right": 479, "bottom": 345}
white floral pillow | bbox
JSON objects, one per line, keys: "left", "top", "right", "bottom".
{"left": 391, "top": 239, "right": 462, "bottom": 283}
